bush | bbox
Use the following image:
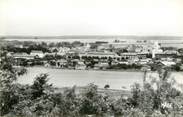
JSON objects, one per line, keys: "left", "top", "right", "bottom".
{"left": 1, "top": 46, "right": 183, "bottom": 117}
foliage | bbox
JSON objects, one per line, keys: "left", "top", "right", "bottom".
{"left": 128, "top": 67, "right": 182, "bottom": 116}
{"left": 1, "top": 46, "right": 183, "bottom": 117}
{"left": 0, "top": 47, "right": 27, "bottom": 115}
{"left": 79, "top": 83, "right": 102, "bottom": 115}
{"left": 171, "top": 63, "right": 181, "bottom": 71}
{"left": 107, "top": 63, "right": 142, "bottom": 70}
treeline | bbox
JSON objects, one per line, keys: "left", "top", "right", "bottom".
{"left": 6, "top": 43, "right": 50, "bottom": 54}
{"left": 107, "top": 64, "right": 142, "bottom": 70}
{"left": 1, "top": 48, "right": 183, "bottom": 117}
{"left": 5, "top": 40, "right": 85, "bottom": 54}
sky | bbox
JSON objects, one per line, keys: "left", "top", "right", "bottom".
{"left": 0, "top": 0, "right": 183, "bottom": 36}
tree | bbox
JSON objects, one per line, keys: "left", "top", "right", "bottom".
{"left": 62, "top": 86, "right": 80, "bottom": 116}
{"left": 79, "top": 83, "right": 104, "bottom": 115}
{"left": 11, "top": 73, "right": 56, "bottom": 116}
{"left": 129, "top": 67, "right": 181, "bottom": 116}
{"left": 130, "top": 83, "right": 141, "bottom": 108}
{"left": 31, "top": 73, "right": 52, "bottom": 99}
{"left": 104, "top": 84, "right": 110, "bottom": 89}
{"left": 0, "top": 47, "right": 26, "bottom": 115}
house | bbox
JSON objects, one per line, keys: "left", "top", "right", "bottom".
{"left": 137, "top": 52, "right": 149, "bottom": 59}
{"left": 7, "top": 52, "right": 13, "bottom": 57}
{"left": 141, "top": 65, "right": 151, "bottom": 71}
{"left": 44, "top": 62, "right": 51, "bottom": 67}
{"left": 30, "top": 50, "right": 44, "bottom": 58}
{"left": 79, "top": 51, "right": 119, "bottom": 59}
{"left": 75, "top": 61, "right": 86, "bottom": 70}
{"left": 118, "top": 61, "right": 129, "bottom": 65}
{"left": 57, "top": 47, "right": 70, "bottom": 56}
{"left": 138, "top": 58, "right": 152, "bottom": 65}
{"left": 56, "top": 59, "right": 68, "bottom": 68}
{"left": 120, "top": 53, "right": 138, "bottom": 60}
{"left": 94, "top": 62, "right": 109, "bottom": 70}
{"left": 164, "top": 50, "right": 179, "bottom": 55}
{"left": 155, "top": 50, "right": 178, "bottom": 59}
{"left": 160, "top": 61, "right": 176, "bottom": 66}
{"left": 12, "top": 53, "right": 34, "bottom": 60}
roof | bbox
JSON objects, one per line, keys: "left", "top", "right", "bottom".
{"left": 12, "top": 53, "right": 34, "bottom": 59}
{"left": 87, "top": 51, "right": 117, "bottom": 56}
{"left": 121, "top": 53, "right": 137, "bottom": 56}
{"left": 57, "top": 59, "right": 67, "bottom": 63}
{"left": 94, "top": 62, "right": 109, "bottom": 67}
{"left": 160, "top": 61, "right": 176, "bottom": 66}
{"left": 164, "top": 50, "right": 178, "bottom": 54}
{"left": 31, "top": 50, "right": 43, "bottom": 53}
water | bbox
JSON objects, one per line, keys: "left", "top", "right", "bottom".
{"left": 17, "top": 67, "right": 183, "bottom": 90}
{"left": 18, "top": 67, "right": 144, "bottom": 90}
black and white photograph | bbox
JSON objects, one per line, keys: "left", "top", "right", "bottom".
{"left": 0, "top": 0, "right": 183, "bottom": 116}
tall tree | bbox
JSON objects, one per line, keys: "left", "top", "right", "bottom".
{"left": 0, "top": 47, "right": 26, "bottom": 115}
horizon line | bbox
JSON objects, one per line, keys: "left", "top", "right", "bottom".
{"left": 1, "top": 35, "right": 183, "bottom": 40}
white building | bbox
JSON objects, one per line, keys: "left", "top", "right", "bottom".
{"left": 57, "top": 47, "right": 70, "bottom": 56}
{"left": 160, "top": 61, "right": 176, "bottom": 66}
{"left": 79, "top": 51, "right": 120, "bottom": 58}
{"left": 75, "top": 61, "right": 86, "bottom": 70}
{"left": 152, "top": 41, "right": 163, "bottom": 58}
{"left": 13, "top": 53, "right": 34, "bottom": 60}
{"left": 30, "top": 50, "right": 44, "bottom": 58}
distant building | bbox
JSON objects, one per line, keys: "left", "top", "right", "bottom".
{"left": 57, "top": 47, "right": 70, "bottom": 56}
{"left": 152, "top": 41, "right": 163, "bottom": 58}
{"left": 94, "top": 62, "right": 109, "bottom": 70}
{"left": 138, "top": 58, "right": 152, "bottom": 65}
{"left": 30, "top": 50, "right": 44, "bottom": 58}
{"left": 160, "top": 61, "right": 176, "bottom": 66}
{"left": 44, "top": 62, "right": 51, "bottom": 67}
{"left": 98, "top": 42, "right": 128, "bottom": 50}
{"left": 79, "top": 51, "right": 120, "bottom": 59}
{"left": 120, "top": 53, "right": 138, "bottom": 60}
{"left": 75, "top": 61, "right": 86, "bottom": 70}
{"left": 12, "top": 53, "right": 34, "bottom": 60}
{"left": 56, "top": 59, "right": 68, "bottom": 68}
{"left": 83, "top": 43, "right": 91, "bottom": 51}
{"left": 155, "top": 50, "right": 178, "bottom": 59}
{"left": 118, "top": 61, "right": 129, "bottom": 65}
{"left": 163, "top": 50, "right": 179, "bottom": 55}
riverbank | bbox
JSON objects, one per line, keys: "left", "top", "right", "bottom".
{"left": 55, "top": 86, "right": 131, "bottom": 99}
{"left": 21, "top": 65, "right": 144, "bottom": 72}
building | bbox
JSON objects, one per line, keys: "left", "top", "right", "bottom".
{"left": 138, "top": 58, "right": 152, "bottom": 65}
{"left": 98, "top": 42, "right": 128, "bottom": 50}
{"left": 30, "top": 50, "right": 44, "bottom": 58}
{"left": 57, "top": 47, "right": 70, "bottom": 56}
{"left": 56, "top": 59, "right": 68, "bottom": 68}
{"left": 75, "top": 61, "right": 86, "bottom": 70}
{"left": 120, "top": 53, "right": 138, "bottom": 60}
{"left": 160, "top": 61, "right": 176, "bottom": 66}
{"left": 155, "top": 50, "right": 178, "bottom": 59}
{"left": 94, "top": 62, "right": 109, "bottom": 70}
{"left": 152, "top": 41, "right": 163, "bottom": 58}
{"left": 79, "top": 51, "right": 120, "bottom": 59}
{"left": 12, "top": 53, "right": 34, "bottom": 60}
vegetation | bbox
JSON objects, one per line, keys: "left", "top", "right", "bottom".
{"left": 0, "top": 47, "right": 27, "bottom": 115}
{"left": 107, "top": 63, "right": 142, "bottom": 70}
{"left": 1, "top": 47, "right": 183, "bottom": 117}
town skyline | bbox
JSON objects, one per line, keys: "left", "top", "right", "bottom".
{"left": 1, "top": 35, "right": 183, "bottom": 40}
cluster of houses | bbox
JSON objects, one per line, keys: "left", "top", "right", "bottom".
{"left": 8, "top": 40, "right": 183, "bottom": 70}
